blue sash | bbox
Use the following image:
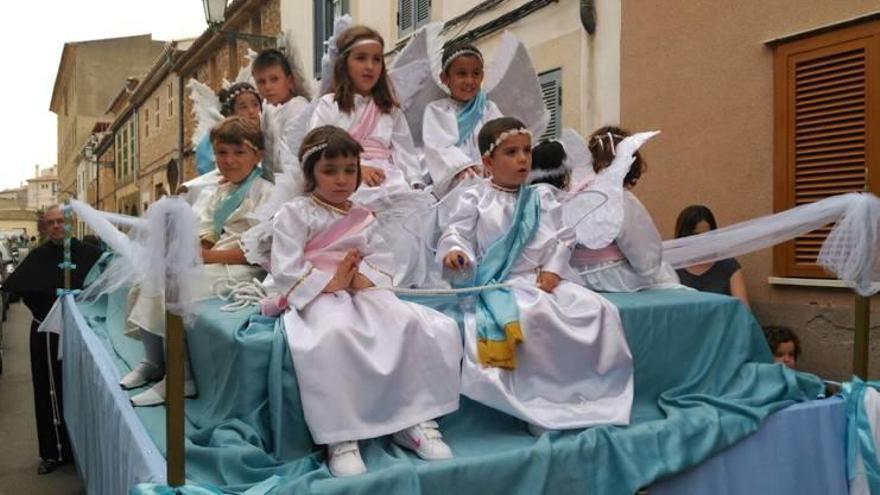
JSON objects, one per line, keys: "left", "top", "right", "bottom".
{"left": 195, "top": 134, "right": 216, "bottom": 176}
{"left": 456, "top": 90, "right": 487, "bottom": 147}
{"left": 842, "top": 376, "right": 880, "bottom": 492}
{"left": 460, "top": 185, "right": 540, "bottom": 369}
{"left": 212, "top": 166, "right": 262, "bottom": 239}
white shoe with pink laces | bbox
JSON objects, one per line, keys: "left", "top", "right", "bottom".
{"left": 392, "top": 421, "right": 453, "bottom": 460}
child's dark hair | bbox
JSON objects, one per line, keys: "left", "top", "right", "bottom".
{"left": 589, "top": 125, "right": 645, "bottom": 188}
{"left": 333, "top": 25, "right": 398, "bottom": 114}
{"left": 674, "top": 205, "right": 718, "bottom": 239}
{"left": 478, "top": 117, "right": 529, "bottom": 156}
{"left": 763, "top": 326, "right": 801, "bottom": 358}
{"left": 529, "top": 140, "right": 569, "bottom": 190}
{"left": 210, "top": 116, "right": 264, "bottom": 151}
{"left": 441, "top": 44, "right": 484, "bottom": 73}
{"left": 252, "top": 48, "right": 312, "bottom": 99}
{"left": 299, "top": 126, "right": 364, "bottom": 192}
{"left": 218, "top": 82, "right": 261, "bottom": 117}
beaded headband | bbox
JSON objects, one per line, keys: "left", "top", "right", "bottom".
{"left": 300, "top": 142, "right": 328, "bottom": 164}
{"left": 342, "top": 38, "right": 383, "bottom": 55}
{"left": 442, "top": 48, "right": 484, "bottom": 71}
{"left": 591, "top": 132, "right": 625, "bottom": 156}
{"left": 482, "top": 128, "right": 532, "bottom": 157}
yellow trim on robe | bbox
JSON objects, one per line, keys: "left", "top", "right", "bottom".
{"left": 477, "top": 321, "right": 524, "bottom": 370}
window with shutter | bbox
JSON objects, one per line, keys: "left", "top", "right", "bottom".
{"left": 415, "top": 0, "right": 431, "bottom": 29}
{"left": 314, "top": 0, "right": 351, "bottom": 77}
{"left": 398, "top": 0, "right": 414, "bottom": 37}
{"left": 773, "top": 19, "right": 880, "bottom": 278}
{"left": 538, "top": 68, "right": 562, "bottom": 141}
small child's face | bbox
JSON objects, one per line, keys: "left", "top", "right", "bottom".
{"left": 232, "top": 93, "right": 262, "bottom": 125}
{"left": 214, "top": 142, "right": 261, "bottom": 184}
{"left": 346, "top": 42, "right": 384, "bottom": 96}
{"left": 483, "top": 133, "right": 532, "bottom": 189}
{"left": 773, "top": 340, "right": 797, "bottom": 369}
{"left": 254, "top": 65, "right": 295, "bottom": 105}
{"left": 441, "top": 55, "right": 484, "bottom": 103}
{"left": 313, "top": 154, "right": 359, "bottom": 206}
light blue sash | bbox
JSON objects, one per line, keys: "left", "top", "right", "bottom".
{"left": 458, "top": 185, "right": 540, "bottom": 369}
{"left": 195, "top": 134, "right": 216, "bottom": 176}
{"left": 212, "top": 166, "right": 262, "bottom": 239}
{"left": 456, "top": 90, "right": 487, "bottom": 147}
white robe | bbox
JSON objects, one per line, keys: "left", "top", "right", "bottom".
{"left": 436, "top": 179, "right": 634, "bottom": 429}
{"left": 262, "top": 96, "right": 309, "bottom": 173}
{"left": 272, "top": 196, "right": 462, "bottom": 444}
{"left": 128, "top": 175, "right": 274, "bottom": 337}
{"left": 422, "top": 97, "right": 503, "bottom": 197}
{"left": 571, "top": 191, "right": 684, "bottom": 292}
{"left": 309, "top": 93, "right": 425, "bottom": 209}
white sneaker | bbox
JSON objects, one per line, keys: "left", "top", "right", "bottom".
{"left": 527, "top": 423, "right": 553, "bottom": 437}
{"left": 130, "top": 377, "right": 197, "bottom": 407}
{"left": 119, "top": 362, "right": 164, "bottom": 390}
{"left": 327, "top": 441, "right": 366, "bottom": 477}
{"left": 392, "top": 421, "right": 453, "bottom": 460}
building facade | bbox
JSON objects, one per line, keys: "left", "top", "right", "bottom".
{"left": 26, "top": 166, "right": 59, "bottom": 211}
{"left": 620, "top": 3, "right": 880, "bottom": 379}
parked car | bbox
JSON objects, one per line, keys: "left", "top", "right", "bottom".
{"left": 0, "top": 238, "right": 13, "bottom": 321}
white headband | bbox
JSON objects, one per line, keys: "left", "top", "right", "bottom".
{"left": 342, "top": 38, "right": 383, "bottom": 54}
{"left": 482, "top": 128, "right": 533, "bottom": 157}
{"left": 592, "top": 132, "right": 625, "bottom": 156}
{"left": 301, "top": 143, "right": 328, "bottom": 164}
{"left": 442, "top": 48, "right": 484, "bottom": 71}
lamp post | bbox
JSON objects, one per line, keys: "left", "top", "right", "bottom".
{"left": 201, "top": 0, "right": 281, "bottom": 50}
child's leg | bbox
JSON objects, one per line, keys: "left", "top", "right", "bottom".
{"left": 119, "top": 328, "right": 164, "bottom": 389}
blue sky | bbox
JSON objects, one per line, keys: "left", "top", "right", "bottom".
{"left": 0, "top": 0, "right": 210, "bottom": 191}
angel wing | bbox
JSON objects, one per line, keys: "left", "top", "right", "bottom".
{"left": 557, "top": 128, "right": 595, "bottom": 189}
{"left": 318, "top": 15, "right": 353, "bottom": 96}
{"left": 485, "top": 31, "right": 549, "bottom": 138}
{"left": 187, "top": 78, "right": 223, "bottom": 149}
{"left": 562, "top": 130, "right": 660, "bottom": 249}
{"left": 389, "top": 22, "right": 446, "bottom": 147}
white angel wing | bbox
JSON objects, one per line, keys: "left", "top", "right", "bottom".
{"left": 563, "top": 130, "right": 660, "bottom": 249}
{"left": 389, "top": 22, "right": 446, "bottom": 148}
{"left": 558, "top": 128, "right": 595, "bottom": 189}
{"left": 284, "top": 99, "right": 319, "bottom": 161}
{"left": 242, "top": 163, "right": 307, "bottom": 270}
{"left": 485, "top": 31, "right": 549, "bottom": 138}
{"left": 187, "top": 78, "right": 223, "bottom": 149}
{"left": 318, "top": 15, "right": 353, "bottom": 95}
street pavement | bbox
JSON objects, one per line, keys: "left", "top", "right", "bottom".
{"left": 0, "top": 302, "right": 84, "bottom": 494}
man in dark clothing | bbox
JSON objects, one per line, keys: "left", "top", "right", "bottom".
{"left": 2, "top": 205, "right": 101, "bottom": 474}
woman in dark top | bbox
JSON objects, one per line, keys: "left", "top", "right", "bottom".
{"left": 674, "top": 205, "right": 749, "bottom": 308}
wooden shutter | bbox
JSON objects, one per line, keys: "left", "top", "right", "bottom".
{"left": 773, "top": 20, "right": 880, "bottom": 278}
{"left": 538, "top": 68, "right": 562, "bottom": 141}
{"left": 398, "top": 0, "right": 414, "bottom": 37}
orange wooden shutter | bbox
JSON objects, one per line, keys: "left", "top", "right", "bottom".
{"left": 773, "top": 20, "right": 880, "bottom": 278}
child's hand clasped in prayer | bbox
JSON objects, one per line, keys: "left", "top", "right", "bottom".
{"left": 361, "top": 165, "right": 386, "bottom": 187}
{"left": 324, "top": 249, "right": 360, "bottom": 293}
{"left": 443, "top": 250, "right": 471, "bottom": 271}
{"left": 536, "top": 270, "right": 560, "bottom": 293}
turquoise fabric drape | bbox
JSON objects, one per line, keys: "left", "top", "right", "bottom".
{"left": 79, "top": 286, "right": 824, "bottom": 495}
{"left": 456, "top": 89, "right": 487, "bottom": 147}
{"left": 212, "top": 166, "right": 262, "bottom": 238}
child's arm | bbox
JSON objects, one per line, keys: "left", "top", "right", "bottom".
{"left": 436, "top": 188, "right": 480, "bottom": 271}
{"left": 422, "top": 101, "right": 482, "bottom": 187}
{"left": 350, "top": 223, "right": 395, "bottom": 290}
{"left": 270, "top": 202, "right": 335, "bottom": 310}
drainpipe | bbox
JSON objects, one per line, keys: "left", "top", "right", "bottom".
{"left": 580, "top": 0, "right": 596, "bottom": 35}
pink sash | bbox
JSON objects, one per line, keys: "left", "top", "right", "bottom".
{"left": 261, "top": 206, "right": 374, "bottom": 316}
{"left": 348, "top": 98, "right": 393, "bottom": 162}
{"left": 571, "top": 244, "right": 625, "bottom": 265}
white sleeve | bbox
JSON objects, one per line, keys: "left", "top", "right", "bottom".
{"left": 436, "top": 187, "right": 479, "bottom": 264}
{"left": 198, "top": 188, "right": 223, "bottom": 243}
{"left": 616, "top": 192, "right": 663, "bottom": 276}
{"left": 358, "top": 222, "right": 395, "bottom": 287}
{"left": 308, "top": 95, "right": 338, "bottom": 130}
{"left": 270, "top": 203, "right": 334, "bottom": 310}
{"left": 390, "top": 108, "right": 426, "bottom": 186}
{"left": 422, "top": 101, "right": 477, "bottom": 188}
{"left": 484, "top": 99, "right": 504, "bottom": 121}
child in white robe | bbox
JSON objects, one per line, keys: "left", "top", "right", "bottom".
{"left": 422, "top": 43, "right": 503, "bottom": 198}
{"left": 252, "top": 48, "right": 311, "bottom": 173}
{"left": 560, "top": 127, "right": 682, "bottom": 292}
{"left": 271, "top": 126, "right": 461, "bottom": 477}
{"left": 438, "top": 117, "right": 634, "bottom": 434}
{"left": 122, "top": 116, "right": 274, "bottom": 406}
{"left": 308, "top": 25, "right": 425, "bottom": 210}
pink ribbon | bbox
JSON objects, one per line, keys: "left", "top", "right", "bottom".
{"left": 348, "top": 99, "right": 392, "bottom": 162}
{"left": 571, "top": 244, "right": 625, "bottom": 265}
